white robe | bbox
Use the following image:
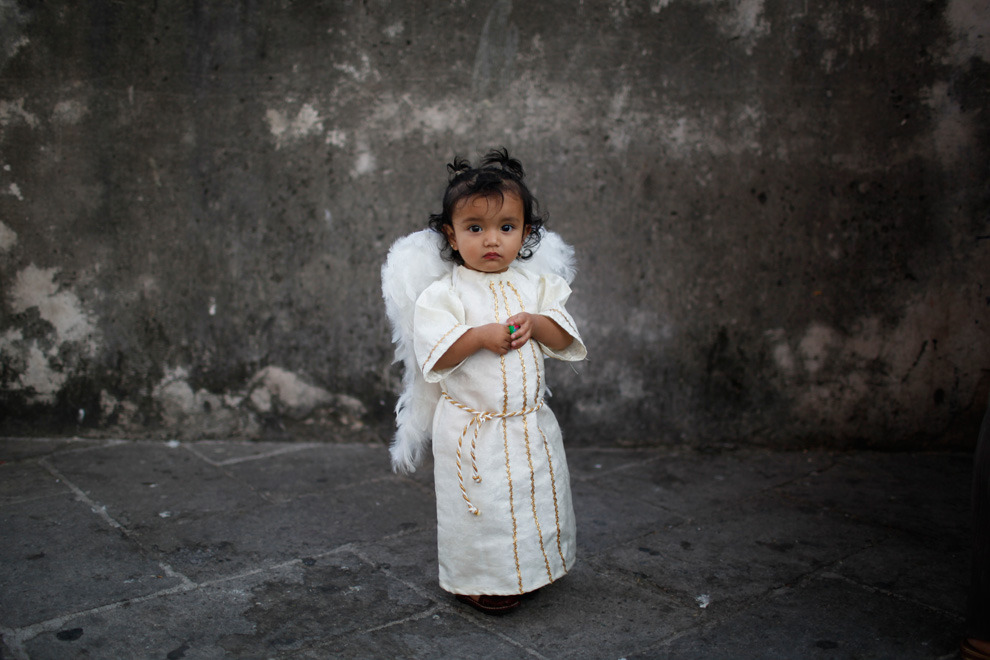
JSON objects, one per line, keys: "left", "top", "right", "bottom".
{"left": 414, "top": 265, "right": 587, "bottom": 595}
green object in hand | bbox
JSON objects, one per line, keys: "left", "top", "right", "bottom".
{"left": 509, "top": 325, "right": 518, "bottom": 334}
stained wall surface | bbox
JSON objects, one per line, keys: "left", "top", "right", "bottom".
{"left": 1, "top": 0, "right": 987, "bottom": 447}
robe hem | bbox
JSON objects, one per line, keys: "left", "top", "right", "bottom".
{"left": 438, "top": 559, "right": 575, "bottom": 597}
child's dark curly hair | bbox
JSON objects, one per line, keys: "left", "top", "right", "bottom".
{"left": 428, "top": 147, "right": 547, "bottom": 265}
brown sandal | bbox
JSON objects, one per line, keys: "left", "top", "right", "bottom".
{"left": 962, "top": 639, "right": 990, "bottom": 660}
{"left": 456, "top": 594, "right": 521, "bottom": 615}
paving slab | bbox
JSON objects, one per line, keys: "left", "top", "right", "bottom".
{"left": 777, "top": 451, "right": 971, "bottom": 538}
{"left": 354, "top": 528, "right": 696, "bottom": 659}
{"left": 44, "top": 442, "right": 267, "bottom": 526}
{"left": 220, "top": 443, "right": 394, "bottom": 503}
{"left": 582, "top": 447, "right": 838, "bottom": 519}
{"left": 0, "top": 437, "right": 102, "bottom": 463}
{"left": 572, "top": 477, "right": 685, "bottom": 554}
{"left": 214, "top": 549, "right": 435, "bottom": 657}
{"left": 478, "top": 564, "right": 693, "bottom": 659}
{"left": 351, "top": 529, "right": 440, "bottom": 597}
{"left": 319, "top": 609, "right": 528, "bottom": 660}
{"left": 0, "top": 462, "right": 65, "bottom": 508}
{"left": 21, "top": 559, "right": 293, "bottom": 660}
{"left": 125, "top": 478, "right": 435, "bottom": 582}
{"left": 644, "top": 573, "right": 961, "bottom": 659}
{"left": 603, "top": 491, "right": 897, "bottom": 610}
{"left": 182, "top": 439, "right": 325, "bottom": 466}
{"left": 0, "top": 493, "right": 183, "bottom": 628}
{"left": 828, "top": 526, "right": 969, "bottom": 618}
{"left": 0, "top": 438, "right": 975, "bottom": 659}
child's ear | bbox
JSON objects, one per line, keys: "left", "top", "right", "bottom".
{"left": 443, "top": 224, "right": 457, "bottom": 250}
{"left": 523, "top": 225, "right": 532, "bottom": 240}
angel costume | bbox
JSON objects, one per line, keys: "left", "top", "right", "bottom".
{"left": 382, "top": 230, "right": 586, "bottom": 596}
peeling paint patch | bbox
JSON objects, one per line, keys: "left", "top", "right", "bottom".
{"left": 10, "top": 264, "right": 97, "bottom": 346}
{"left": 6, "top": 182, "right": 22, "bottom": 200}
{"left": 52, "top": 99, "right": 87, "bottom": 125}
{"left": 627, "top": 307, "right": 673, "bottom": 343}
{"left": 774, "top": 281, "right": 988, "bottom": 440}
{"left": 367, "top": 84, "right": 762, "bottom": 158}
{"left": 152, "top": 367, "right": 194, "bottom": 417}
{"left": 17, "top": 342, "right": 67, "bottom": 403}
{"left": 609, "top": 0, "right": 631, "bottom": 23}
{"left": 150, "top": 366, "right": 250, "bottom": 437}
{"left": 325, "top": 129, "right": 347, "bottom": 147}
{"left": 3, "top": 33, "right": 29, "bottom": 63}
{"left": 144, "top": 365, "right": 367, "bottom": 437}
{"left": 265, "top": 103, "right": 324, "bottom": 148}
{"left": 249, "top": 366, "right": 333, "bottom": 419}
{"left": 350, "top": 141, "right": 377, "bottom": 178}
{"left": 0, "top": 264, "right": 100, "bottom": 403}
{"left": 100, "top": 389, "right": 138, "bottom": 427}
{"left": 378, "top": 94, "right": 470, "bottom": 137}
{"left": 714, "top": 0, "right": 770, "bottom": 54}
{"left": 797, "top": 323, "right": 837, "bottom": 375}
{"left": 0, "top": 329, "right": 63, "bottom": 404}
{"left": 619, "top": 374, "right": 646, "bottom": 401}
{"left": 333, "top": 53, "right": 379, "bottom": 83}
{"left": 0, "top": 220, "right": 17, "bottom": 251}
{"left": 667, "top": 117, "right": 703, "bottom": 152}
{"left": 0, "top": 98, "right": 39, "bottom": 128}
{"left": 766, "top": 328, "right": 796, "bottom": 376}
{"left": 0, "top": 0, "right": 30, "bottom": 64}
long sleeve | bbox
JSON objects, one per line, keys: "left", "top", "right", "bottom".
{"left": 414, "top": 278, "right": 472, "bottom": 383}
{"left": 537, "top": 273, "right": 587, "bottom": 362}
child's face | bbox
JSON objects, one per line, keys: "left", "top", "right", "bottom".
{"left": 444, "top": 192, "right": 530, "bottom": 273}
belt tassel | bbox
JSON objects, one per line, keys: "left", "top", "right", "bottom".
{"left": 442, "top": 392, "right": 544, "bottom": 516}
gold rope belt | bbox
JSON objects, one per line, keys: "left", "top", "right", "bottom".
{"left": 441, "top": 391, "right": 544, "bottom": 516}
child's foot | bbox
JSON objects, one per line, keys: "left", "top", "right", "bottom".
{"left": 455, "top": 594, "right": 521, "bottom": 615}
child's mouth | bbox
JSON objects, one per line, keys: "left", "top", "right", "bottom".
{"left": 484, "top": 252, "right": 500, "bottom": 259}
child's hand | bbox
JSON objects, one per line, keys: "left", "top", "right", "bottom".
{"left": 505, "top": 313, "right": 535, "bottom": 351}
{"left": 434, "top": 323, "right": 514, "bottom": 369}
{"left": 476, "top": 323, "right": 515, "bottom": 355}
{"left": 505, "top": 313, "right": 574, "bottom": 352}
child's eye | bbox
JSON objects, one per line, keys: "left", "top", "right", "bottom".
{"left": 501, "top": 224, "right": 516, "bottom": 232}
{"left": 468, "top": 225, "right": 482, "bottom": 233}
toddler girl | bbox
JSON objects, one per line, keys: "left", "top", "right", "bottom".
{"left": 382, "top": 148, "right": 586, "bottom": 614}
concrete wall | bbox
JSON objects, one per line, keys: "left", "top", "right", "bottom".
{"left": 1, "top": 0, "right": 987, "bottom": 448}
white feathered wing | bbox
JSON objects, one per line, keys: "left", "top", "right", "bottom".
{"left": 381, "top": 229, "right": 576, "bottom": 474}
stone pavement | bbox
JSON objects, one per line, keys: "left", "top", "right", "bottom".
{"left": 0, "top": 435, "right": 975, "bottom": 659}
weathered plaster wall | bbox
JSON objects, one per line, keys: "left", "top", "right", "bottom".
{"left": 1, "top": 0, "right": 987, "bottom": 447}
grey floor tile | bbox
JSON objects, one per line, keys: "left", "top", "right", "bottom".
{"left": 128, "top": 477, "right": 436, "bottom": 582}
{"left": 587, "top": 448, "right": 836, "bottom": 518}
{"left": 46, "top": 442, "right": 269, "bottom": 528}
{"left": 19, "top": 550, "right": 432, "bottom": 660}
{"left": 572, "top": 478, "right": 684, "bottom": 554}
{"left": 642, "top": 573, "right": 961, "bottom": 660}
{"left": 777, "top": 451, "right": 971, "bottom": 538}
{"left": 830, "top": 527, "right": 969, "bottom": 617}
{"left": 603, "top": 492, "right": 891, "bottom": 610}
{"left": 0, "top": 494, "right": 183, "bottom": 628}
{"left": 310, "top": 609, "right": 529, "bottom": 660}
{"left": 221, "top": 443, "right": 393, "bottom": 503}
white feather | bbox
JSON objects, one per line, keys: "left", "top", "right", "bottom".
{"left": 518, "top": 230, "right": 576, "bottom": 284}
